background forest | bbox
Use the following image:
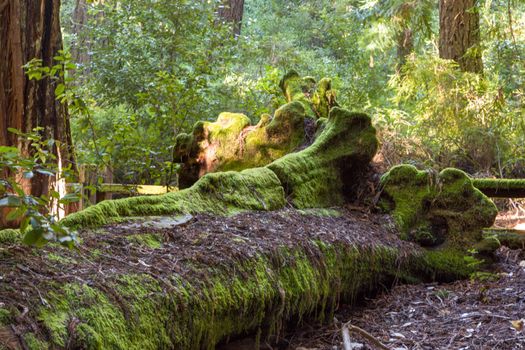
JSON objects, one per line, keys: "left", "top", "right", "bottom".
{"left": 59, "top": 0, "right": 524, "bottom": 186}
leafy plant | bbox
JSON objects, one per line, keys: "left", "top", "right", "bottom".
{"left": 0, "top": 128, "right": 78, "bottom": 247}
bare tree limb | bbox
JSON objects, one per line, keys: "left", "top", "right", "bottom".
{"left": 344, "top": 322, "right": 390, "bottom": 350}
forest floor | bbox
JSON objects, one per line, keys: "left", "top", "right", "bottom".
{"left": 280, "top": 248, "right": 525, "bottom": 350}
{"left": 218, "top": 208, "right": 525, "bottom": 350}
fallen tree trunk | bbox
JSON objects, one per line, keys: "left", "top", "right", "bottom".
{"left": 472, "top": 178, "right": 525, "bottom": 198}
{"left": 483, "top": 228, "right": 525, "bottom": 250}
{"left": 0, "top": 210, "right": 475, "bottom": 349}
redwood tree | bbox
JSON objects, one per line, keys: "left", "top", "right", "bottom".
{"left": 218, "top": 0, "right": 245, "bottom": 37}
{"left": 439, "top": 0, "right": 483, "bottom": 73}
{"left": 0, "top": 0, "right": 75, "bottom": 225}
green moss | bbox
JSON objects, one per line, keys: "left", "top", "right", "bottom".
{"left": 175, "top": 102, "right": 307, "bottom": 186}
{"left": 472, "top": 178, "right": 525, "bottom": 197}
{"left": 46, "top": 253, "right": 75, "bottom": 265}
{"left": 0, "top": 308, "right": 11, "bottom": 325}
{"left": 279, "top": 70, "right": 337, "bottom": 119}
{"left": 126, "top": 233, "right": 162, "bottom": 249}
{"left": 0, "top": 229, "right": 20, "bottom": 245}
{"left": 420, "top": 249, "right": 476, "bottom": 282}
{"left": 267, "top": 107, "right": 378, "bottom": 208}
{"left": 380, "top": 165, "right": 498, "bottom": 248}
{"left": 482, "top": 228, "right": 525, "bottom": 250}
{"left": 32, "top": 240, "right": 470, "bottom": 350}
{"left": 23, "top": 333, "right": 49, "bottom": 350}
{"left": 62, "top": 167, "right": 286, "bottom": 228}
{"left": 297, "top": 208, "right": 342, "bottom": 217}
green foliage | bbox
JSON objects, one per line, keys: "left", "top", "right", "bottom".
{"left": 58, "top": 0, "right": 525, "bottom": 179}
{"left": 0, "top": 129, "right": 78, "bottom": 247}
{"left": 386, "top": 54, "right": 513, "bottom": 171}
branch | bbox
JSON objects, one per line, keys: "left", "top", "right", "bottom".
{"left": 343, "top": 322, "right": 390, "bottom": 350}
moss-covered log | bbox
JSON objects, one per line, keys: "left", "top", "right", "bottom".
{"left": 62, "top": 167, "right": 286, "bottom": 228}
{"left": 380, "top": 165, "right": 498, "bottom": 249}
{"left": 174, "top": 102, "right": 307, "bottom": 187}
{"left": 482, "top": 228, "right": 525, "bottom": 250}
{"left": 0, "top": 210, "right": 476, "bottom": 350}
{"left": 472, "top": 178, "right": 525, "bottom": 198}
{"left": 62, "top": 105, "right": 378, "bottom": 229}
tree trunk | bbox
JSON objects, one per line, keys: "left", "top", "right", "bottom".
{"left": 218, "top": 0, "right": 245, "bottom": 37}
{"left": 71, "top": 0, "right": 90, "bottom": 68}
{"left": 396, "top": 28, "right": 413, "bottom": 72}
{"left": 0, "top": 0, "right": 76, "bottom": 226}
{"left": 438, "top": 0, "right": 483, "bottom": 73}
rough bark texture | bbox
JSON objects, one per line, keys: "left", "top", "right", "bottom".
{"left": 218, "top": 0, "right": 245, "bottom": 37}
{"left": 71, "top": 0, "right": 90, "bottom": 68}
{"left": 438, "top": 0, "right": 483, "bottom": 73}
{"left": 0, "top": 0, "right": 75, "bottom": 226}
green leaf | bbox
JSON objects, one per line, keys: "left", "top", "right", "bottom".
{"left": 20, "top": 217, "right": 30, "bottom": 233}
{"left": 55, "top": 83, "right": 66, "bottom": 97}
{"left": 0, "top": 196, "right": 22, "bottom": 207}
{"left": 22, "top": 228, "right": 47, "bottom": 247}
{"left": 6, "top": 207, "right": 26, "bottom": 221}
{"left": 0, "top": 146, "right": 18, "bottom": 154}
{"left": 7, "top": 128, "right": 22, "bottom": 135}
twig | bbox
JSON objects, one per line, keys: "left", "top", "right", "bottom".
{"left": 342, "top": 325, "right": 355, "bottom": 350}
{"left": 344, "top": 322, "right": 390, "bottom": 350}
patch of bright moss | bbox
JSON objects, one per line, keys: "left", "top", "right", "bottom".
{"left": 0, "top": 229, "right": 20, "bottom": 245}
{"left": 126, "top": 233, "right": 162, "bottom": 249}
{"left": 279, "top": 70, "right": 338, "bottom": 119}
{"left": 297, "top": 208, "right": 342, "bottom": 217}
{"left": 380, "top": 165, "right": 498, "bottom": 248}
{"left": 23, "top": 333, "right": 49, "bottom": 350}
{"left": 0, "top": 308, "right": 11, "bottom": 325}
{"left": 61, "top": 167, "right": 286, "bottom": 229}
{"left": 267, "top": 107, "right": 378, "bottom": 208}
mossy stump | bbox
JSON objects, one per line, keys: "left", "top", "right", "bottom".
{"left": 174, "top": 71, "right": 340, "bottom": 187}
{"left": 380, "top": 164, "right": 498, "bottom": 249}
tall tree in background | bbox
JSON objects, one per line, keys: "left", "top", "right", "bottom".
{"left": 71, "top": 0, "right": 90, "bottom": 67}
{"left": 218, "top": 0, "right": 245, "bottom": 37}
{"left": 0, "top": 0, "right": 75, "bottom": 225}
{"left": 439, "top": 0, "right": 483, "bottom": 73}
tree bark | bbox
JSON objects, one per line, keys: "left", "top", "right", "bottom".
{"left": 396, "top": 28, "right": 413, "bottom": 72}
{"left": 439, "top": 0, "right": 483, "bottom": 73}
{"left": 71, "top": 0, "right": 90, "bottom": 68}
{"left": 218, "top": 0, "right": 245, "bottom": 37}
{"left": 0, "top": 0, "right": 76, "bottom": 226}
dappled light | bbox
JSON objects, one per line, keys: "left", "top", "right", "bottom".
{"left": 1, "top": 0, "right": 524, "bottom": 348}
